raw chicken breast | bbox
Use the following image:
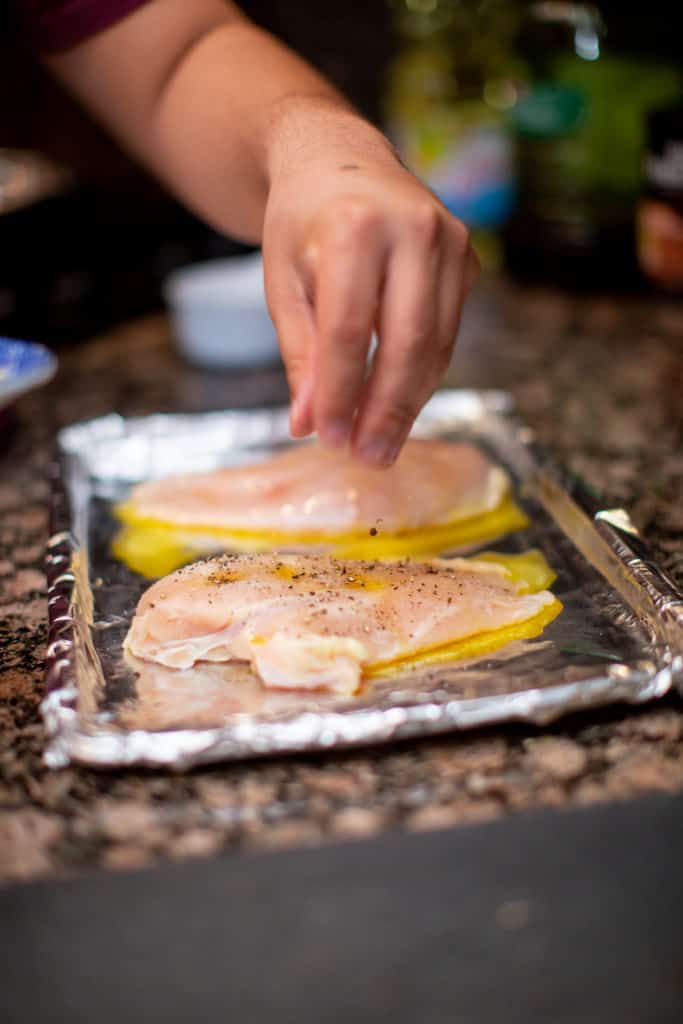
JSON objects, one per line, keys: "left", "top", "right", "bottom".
{"left": 125, "top": 552, "right": 561, "bottom": 696}
{"left": 123, "top": 439, "right": 509, "bottom": 534}
{"left": 115, "top": 439, "right": 529, "bottom": 574}
{"left": 120, "top": 656, "right": 305, "bottom": 731}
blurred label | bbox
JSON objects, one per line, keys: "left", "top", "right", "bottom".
{"left": 646, "top": 141, "right": 683, "bottom": 191}
{"left": 393, "top": 114, "right": 514, "bottom": 229}
{"left": 512, "top": 84, "right": 586, "bottom": 137}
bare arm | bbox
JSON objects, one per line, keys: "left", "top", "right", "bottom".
{"left": 47, "top": 0, "right": 357, "bottom": 240}
{"left": 49, "top": 0, "right": 478, "bottom": 464}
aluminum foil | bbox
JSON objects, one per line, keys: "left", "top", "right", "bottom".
{"left": 42, "top": 390, "right": 683, "bottom": 769}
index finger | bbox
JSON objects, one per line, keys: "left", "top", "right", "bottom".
{"left": 263, "top": 259, "right": 316, "bottom": 437}
{"left": 351, "top": 222, "right": 442, "bottom": 465}
{"left": 312, "top": 200, "right": 388, "bottom": 448}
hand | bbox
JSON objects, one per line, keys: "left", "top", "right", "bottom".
{"left": 263, "top": 117, "right": 479, "bottom": 467}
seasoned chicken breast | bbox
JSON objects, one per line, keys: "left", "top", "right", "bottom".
{"left": 125, "top": 551, "right": 561, "bottom": 696}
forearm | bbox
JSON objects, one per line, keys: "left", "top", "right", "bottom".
{"left": 48, "top": 0, "right": 396, "bottom": 241}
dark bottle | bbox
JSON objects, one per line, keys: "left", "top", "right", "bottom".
{"left": 504, "top": 2, "right": 682, "bottom": 287}
{"left": 637, "top": 103, "right": 683, "bottom": 292}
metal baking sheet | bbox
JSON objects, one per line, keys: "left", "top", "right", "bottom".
{"left": 42, "top": 390, "right": 683, "bottom": 769}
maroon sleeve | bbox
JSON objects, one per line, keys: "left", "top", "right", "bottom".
{"left": 17, "top": 0, "right": 153, "bottom": 53}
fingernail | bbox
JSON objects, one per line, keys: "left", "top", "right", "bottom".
{"left": 319, "top": 419, "right": 351, "bottom": 448}
{"left": 290, "top": 416, "right": 309, "bottom": 439}
{"left": 289, "top": 402, "right": 303, "bottom": 436}
{"left": 355, "top": 437, "right": 399, "bottom": 467}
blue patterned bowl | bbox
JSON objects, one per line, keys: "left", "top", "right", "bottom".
{"left": 0, "top": 337, "right": 58, "bottom": 410}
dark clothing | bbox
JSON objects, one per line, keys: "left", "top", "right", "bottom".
{"left": 17, "top": 0, "right": 151, "bottom": 53}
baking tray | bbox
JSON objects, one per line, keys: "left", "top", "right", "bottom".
{"left": 42, "top": 390, "right": 683, "bottom": 769}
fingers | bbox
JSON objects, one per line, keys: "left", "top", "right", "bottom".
{"left": 430, "top": 225, "right": 479, "bottom": 376}
{"left": 352, "top": 202, "right": 444, "bottom": 464}
{"left": 290, "top": 366, "right": 315, "bottom": 438}
{"left": 352, "top": 211, "right": 474, "bottom": 467}
{"left": 312, "top": 199, "right": 387, "bottom": 448}
{"left": 263, "top": 260, "right": 316, "bottom": 437}
{"left": 464, "top": 243, "right": 480, "bottom": 295}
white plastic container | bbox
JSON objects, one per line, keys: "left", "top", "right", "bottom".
{"left": 163, "top": 252, "right": 281, "bottom": 370}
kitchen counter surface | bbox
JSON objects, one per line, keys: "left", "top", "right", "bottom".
{"left": 1, "top": 274, "right": 682, "bottom": 883}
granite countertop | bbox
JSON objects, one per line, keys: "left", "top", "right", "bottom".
{"left": 1, "top": 275, "right": 682, "bottom": 884}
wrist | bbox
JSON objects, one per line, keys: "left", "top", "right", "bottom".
{"left": 265, "top": 95, "right": 399, "bottom": 186}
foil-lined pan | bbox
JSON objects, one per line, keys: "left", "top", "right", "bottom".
{"left": 42, "top": 390, "right": 683, "bottom": 769}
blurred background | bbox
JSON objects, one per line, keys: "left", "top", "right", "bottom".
{"left": 0, "top": 0, "right": 681, "bottom": 348}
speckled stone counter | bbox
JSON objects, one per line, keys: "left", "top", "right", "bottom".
{"left": 1, "top": 275, "right": 681, "bottom": 884}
